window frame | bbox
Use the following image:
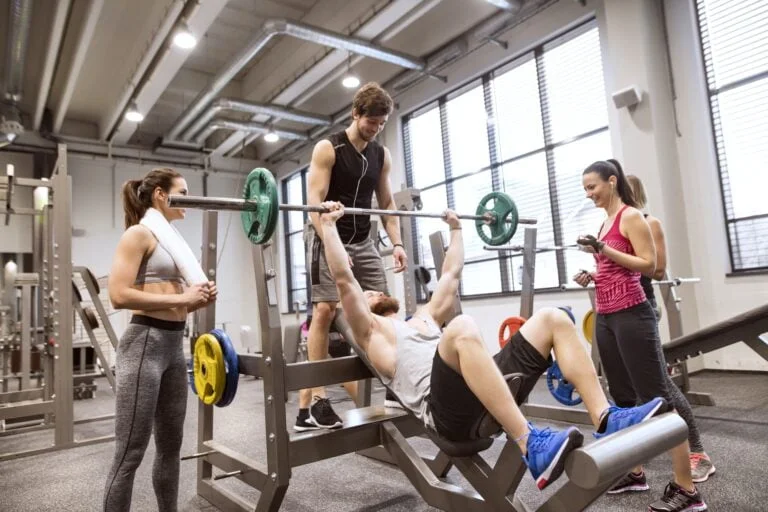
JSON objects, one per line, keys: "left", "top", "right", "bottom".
{"left": 282, "top": 168, "right": 309, "bottom": 313}
{"left": 694, "top": 0, "right": 768, "bottom": 274}
{"left": 402, "top": 18, "right": 608, "bottom": 301}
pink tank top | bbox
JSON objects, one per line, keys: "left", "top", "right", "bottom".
{"left": 593, "top": 205, "right": 647, "bottom": 314}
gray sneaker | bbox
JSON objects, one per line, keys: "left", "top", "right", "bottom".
{"left": 690, "top": 453, "right": 716, "bottom": 483}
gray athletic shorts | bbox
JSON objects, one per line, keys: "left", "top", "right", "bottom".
{"left": 306, "top": 227, "right": 389, "bottom": 303}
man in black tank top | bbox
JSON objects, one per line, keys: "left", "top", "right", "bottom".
{"left": 295, "top": 82, "right": 409, "bottom": 431}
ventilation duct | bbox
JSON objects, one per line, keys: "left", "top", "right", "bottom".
{"left": 166, "top": 18, "right": 426, "bottom": 141}
{"left": 1, "top": 0, "right": 33, "bottom": 146}
{"left": 195, "top": 119, "right": 308, "bottom": 145}
{"left": 179, "top": 98, "right": 331, "bottom": 142}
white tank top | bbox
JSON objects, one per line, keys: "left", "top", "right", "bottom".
{"left": 380, "top": 315, "right": 441, "bottom": 427}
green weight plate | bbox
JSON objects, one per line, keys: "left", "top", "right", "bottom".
{"left": 475, "top": 192, "right": 519, "bottom": 246}
{"left": 241, "top": 168, "right": 279, "bottom": 244}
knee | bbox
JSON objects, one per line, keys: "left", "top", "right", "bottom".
{"left": 539, "top": 307, "right": 574, "bottom": 331}
{"left": 312, "top": 302, "right": 337, "bottom": 326}
{"left": 445, "top": 315, "right": 483, "bottom": 347}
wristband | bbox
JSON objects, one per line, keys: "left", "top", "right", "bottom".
{"left": 393, "top": 243, "right": 404, "bottom": 249}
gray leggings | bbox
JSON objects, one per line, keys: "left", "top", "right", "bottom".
{"left": 596, "top": 301, "right": 705, "bottom": 453}
{"left": 103, "top": 315, "right": 188, "bottom": 512}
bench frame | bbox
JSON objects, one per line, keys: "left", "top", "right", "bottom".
{"left": 188, "top": 211, "right": 689, "bottom": 512}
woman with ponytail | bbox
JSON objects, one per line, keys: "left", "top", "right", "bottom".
{"left": 573, "top": 160, "right": 707, "bottom": 512}
{"left": 104, "top": 168, "right": 217, "bottom": 512}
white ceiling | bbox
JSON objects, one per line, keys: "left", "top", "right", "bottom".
{"left": 1, "top": 0, "right": 553, "bottom": 166}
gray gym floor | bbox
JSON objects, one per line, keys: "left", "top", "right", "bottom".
{"left": 1, "top": 371, "right": 766, "bottom": 511}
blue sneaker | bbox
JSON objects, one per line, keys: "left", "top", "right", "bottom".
{"left": 524, "top": 424, "right": 584, "bottom": 490}
{"left": 595, "top": 397, "right": 668, "bottom": 439}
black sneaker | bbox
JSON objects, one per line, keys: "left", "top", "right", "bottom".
{"left": 293, "top": 410, "right": 320, "bottom": 432}
{"left": 384, "top": 389, "right": 403, "bottom": 409}
{"left": 607, "top": 471, "right": 649, "bottom": 494}
{"left": 648, "top": 481, "right": 707, "bottom": 512}
{"left": 308, "top": 397, "right": 343, "bottom": 429}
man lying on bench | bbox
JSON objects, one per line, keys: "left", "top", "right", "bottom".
{"left": 318, "top": 201, "right": 667, "bottom": 490}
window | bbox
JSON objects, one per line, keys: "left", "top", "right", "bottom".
{"left": 403, "top": 21, "right": 610, "bottom": 298}
{"left": 282, "top": 169, "right": 308, "bottom": 311}
{"left": 696, "top": 0, "right": 768, "bottom": 272}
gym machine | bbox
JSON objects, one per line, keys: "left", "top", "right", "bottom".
{"left": 0, "top": 145, "right": 115, "bottom": 461}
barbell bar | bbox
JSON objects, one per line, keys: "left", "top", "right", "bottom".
{"left": 483, "top": 244, "right": 581, "bottom": 253}
{"left": 654, "top": 277, "right": 700, "bottom": 286}
{"left": 169, "top": 194, "right": 533, "bottom": 224}
{"left": 168, "top": 167, "right": 537, "bottom": 247}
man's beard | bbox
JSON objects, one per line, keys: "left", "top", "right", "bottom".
{"left": 370, "top": 296, "right": 400, "bottom": 316}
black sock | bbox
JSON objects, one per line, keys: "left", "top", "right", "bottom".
{"left": 298, "top": 408, "right": 309, "bottom": 419}
{"left": 597, "top": 409, "right": 610, "bottom": 433}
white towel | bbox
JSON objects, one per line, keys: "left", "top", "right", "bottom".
{"left": 140, "top": 208, "right": 207, "bottom": 286}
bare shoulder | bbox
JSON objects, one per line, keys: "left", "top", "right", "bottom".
{"left": 312, "top": 139, "right": 335, "bottom": 162}
{"left": 121, "top": 225, "right": 154, "bottom": 252}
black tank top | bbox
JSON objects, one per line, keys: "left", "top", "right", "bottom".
{"left": 641, "top": 213, "right": 655, "bottom": 301}
{"left": 324, "top": 130, "right": 385, "bottom": 244}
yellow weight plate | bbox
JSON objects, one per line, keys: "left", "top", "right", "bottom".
{"left": 582, "top": 309, "right": 595, "bottom": 345}
{"left": 194, "top": 333, "right": 226, "bottom": 405}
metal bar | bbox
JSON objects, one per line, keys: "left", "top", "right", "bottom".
{"left": 0, "top": 176, "right": 52, "bottom": 188}
{"left": 20, "top": 284, "right": 31, "bottom": 390}
{"left": 196, "top": 210, "right": 218, "bottom": 489}
{"left": 252, "top": 242, "right": 291, "bottom": 496}
{"left": 519, "top": 228, "right": 536, "bottom": 319}
{"left": 197, "top": 479, "right": 253, "bottom": 512}
{"left": 452, "top": 455, "right": 516, "bottom": 511}
{"left": 289, "top": 411, "right": 423, "bottom": 467}
{"left": 283, "top": 356, "right": 373, "bottom": 392}
{"left": 484, "top": 244, "right": 579, "bottom": 253}
{"left": 74, "top": 301, "right": 115, "bottom": 391}
{"left": 379, "top": 422, "right": 490, "bottom": 511}
{"left": 214, "top": 470, "right": 244, "bottom": 481}
{"left": 654, "top": 277, "right": 701, "bottom": 286}
{"left": 181, "top": 450, "right": 218, "bottom": 461}
{"left": 520, "top": 403, "right": 593, "bottom": 426}
{"left": 52, "top": 144, "right": 74, "bottom": 447}
{"left": 0, "top": 387, "right": 44, "bottom": 403}
{"left": 0, "top": 399, "right": 54, "bottom": 420}
{"left": 394, "top": 188, "right": 419, "bottom": 316}
{"left": 168, "top": 194, "right": 537, "bottom": 225}
{"left": 75, "top": 266, "right": 119, "bottom": 349}
{"left": 73, "top": 413, "right": 114, "bottom": 424}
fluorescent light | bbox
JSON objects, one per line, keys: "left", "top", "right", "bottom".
{"left": 173, "top": 24, "right": 197, "bottom": 49}
{"left": 125, "top": 102, "right": 144, "bottom": 123}
{"left": 264, "top": 131, "right": 280, "bottom": 143}
{"left": 342, "top": 75, "right": 360, "bottom": 89}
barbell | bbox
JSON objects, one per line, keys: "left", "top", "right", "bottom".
{"left": 168, "top": 168, "right": 537, "bottom": 246}
{"left": 484, "top": 244, "right": 581, "bottom": 253}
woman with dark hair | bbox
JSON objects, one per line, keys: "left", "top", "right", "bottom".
{"left": 103, "top": 168, "right": 217, "bottom": 512}
{"left": 573, "top": 160, "right": 707, "bottom": 512}
{"left": 626, "top": 174, "right": 715, "bottom": 483}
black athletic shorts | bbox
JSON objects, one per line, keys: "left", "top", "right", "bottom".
{"left": 427, "top": 331, "right": 552, "bottom": 442}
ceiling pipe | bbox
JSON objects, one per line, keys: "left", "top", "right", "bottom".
{"left": 52, "top": 0, "right": 105, "bottom": 133}
{"left": 194, "top": 119, "right": 309, "bottom": 145}
{"left": 2, "top": 0, "right": 33, "bottom": 104}
{"left": 33, "top": 0, "right": 71, "bottom": 131}
{"left": 99, "top": 0, "right": 189, "bottom": 141}
{"left": 483, "top": 0, "right": 524, "bottom": 11}
{"left": 267, "top": 1, "right": 549, "bottom": 165}
{"left": 225, "top": 0, "right": 444, "bottom": 157}
{"left": 180, "top": 97, "right": 331, "bottom": 142}
{"left": 165, "top": 18, "right": 426, "bottom": 141}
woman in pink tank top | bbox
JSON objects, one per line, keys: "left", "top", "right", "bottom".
{"left": 572, "top": 160, "right": 707, "bottom": 512}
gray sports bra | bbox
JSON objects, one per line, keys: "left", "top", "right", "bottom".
{"left": 134, "top": 242, "right": 183, "bottom": 285}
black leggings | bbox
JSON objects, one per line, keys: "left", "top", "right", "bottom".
{"left": 103, "top": 315, "right": 188, "bottom": 512}
{"left": 596, "top": 301, "right": 705, "bottom": 453}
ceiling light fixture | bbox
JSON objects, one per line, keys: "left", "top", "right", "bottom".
{"left": 173, "top": 23, "right": 197, "bottom": 50}
{"left": 125, "top": 102, "right": 144, "bottom": 123}
{"left": 264, "top": 131, "right": 280, "bottom": 143}
{"left": 341, "top": 53, "right": 360, "bottom": 89}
